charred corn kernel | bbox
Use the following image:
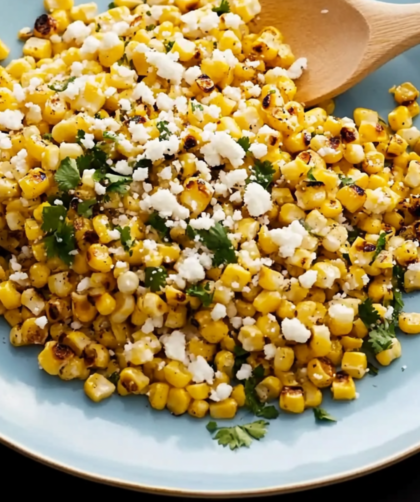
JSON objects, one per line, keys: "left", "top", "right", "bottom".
{"left": 331, "top": 372, "right": 357, "bottom": 400}
{"left": 87, "top": 244, "right": 113, "bottom": 272}
{"left": 61, "top": 330, "right": 92, "bottom": 356}
{"left": 376, "top": 338, "right": 402, "bottom": 366}
{"left": 309, "top": 325, "right": 331, "bottom": 357}
{"left": 117, "top": 367, "right": 149, "bottom": 396}
{"left": 209, "top": 398, "right": 238, "bottom": 419}
{"left": 84, "top": 343, "right": 110, "bottom": 369}
{"left": 19, "top": 169, "right": 50, "bottom": 199}
{"left": 0, "top": 281, "right": 21, "bottom": 309}
{"left": 188, "top": 399, "right": 209, "bottom": 418}
{"left": 110, "top": 292, "right": 135, "bottom": 323}
{"left": 143, "top": 292, "right": 168, "bottom": 317}
{"left": 38, "top": 341, "right": 74, "bottom": 375}
{"left": 255, "top": 376, "right": 282, "bottom": 402}
{"left": 148, "top": 382, "right": 170, "bottom": 410}
{"left": 280, "top": 386, "right": 305, "bottom": 414}
{"left": 307, "top": 357, "right": 335, "bottom": 388}
{"left": 84, "top": 373, "right": 115, "bottom": 402}
{"left": 215, "top": 350, "right": 235, "bottom": 378}
{"left": 48, "top": 272, "right": 73, "bottom": 298}
{"left": 201, "top": 320, "right": 229, "bottom": 344}
{"left": 389, "top": 106, "right": 412, "bottom": 131}
{"left": 167, "top": 388, "right": 191, "bottom": 416}
{"left": 341, "top": 351, "right": 367, "bottom": 379}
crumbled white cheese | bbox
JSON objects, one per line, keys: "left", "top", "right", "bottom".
{"left": 299, "top": 270, "right": 318, "bottom": 289}
{"left": 269, "top": 220, "right": 308, "bottom": 258}
{"left": 328, "top": 303, "right": 354, "bottom": 323}
{"left": 188, "top": 355, "right": 215, "bottom": 384}
{"left": 35, "top": 316, "right": 48, "bottom": 329}
{"left": 210, "top": 383, "right": 233, "bottom": 402}
{"left": 161, "top": 330, "right": 187, "bottom": 363}
{"left": 211, "top": 303, "right": 227, "bottom": 321}
{"left": 63, "top": 21, "right": 91, "bottom": 45}
{"left": 264, "top": 343, "right": 277, "bottom": 360}
{"left": 236, "top": 363, "right": 253, "bottom": 380}
{"left": 249, "top": 142, "right": 267, "bottom": 159}
{"left": 281, "top": 318, "right": 311, "bottom": 343}
{"left": 0, "top": 110, "right": 24, "bottom": 130}
{"left": 244, "top": 182, "right": 272, "bottom": 217}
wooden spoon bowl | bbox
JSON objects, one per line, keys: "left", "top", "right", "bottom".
{"left": 255, "top": 0, "right": 420, "bottom": 106}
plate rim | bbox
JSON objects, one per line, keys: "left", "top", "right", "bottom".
{"left": 1, "top": 429, "right": 419, "bottom": 497}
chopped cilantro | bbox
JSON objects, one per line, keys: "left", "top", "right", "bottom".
{"left": 134, "top": 158, "right": 153, "bottom": 169}
{"left": 237, "top": 136, "right": 251, "bottom": 153}
{"left": 156, "top": 120, "right": 171, "bottom": 141}
{"left": 244, "top": 365, "right": 279, "bottom": 419}
{"left": 186, "top": 283, "right": 214, "bottom": 308}
{"left": 212, "top": 0, "right": 230, "bottom": 16}
{"left": 370, "top": 232, "right": 387, "bottom": 264}
{"left": 108, "top": 2, "right": 116, "bottom": 8}
{"left": 42, "top": 133, "right": 53, "bottom": 141}
{"left": 146, "top": 24, "right": 156, "bottom": 31}
{"left": 307, "top": 167, "right": 317, "bottom": 182}
{"left": 77, "top": 199, "right": 97, "bottom": 218}
{"left": 359, "top": 298, "right": 380, "bottom": 328}
{"left": 115, "top": 226, "right": 134, "bottom": 252}
{"left": 145, "top": 267, "right": 168, "bottom": 292}
{"left": 106, "top": 173, "right": 132, "bottom": 194}
{"left": 368, "top": 324, "right": 395, "bottom": 354}
{"left": 48, "top": 77, "right": 76, "bottom": 93}
{"left": 233, "top": 344, "right": 249, "bottom": 374}
{"left": 206, "top": 420, "right": 269, "bottom": 450}
{"left": 187, "top": 222, "right": 237, "bottom": 267}
{"left": 42, "top": 206, "right": 76, "bottom": 266}
{"left": 313, "top": 408, "right": 337, "bottom": 422}
{"left": 367, "top": 362, "right": 379, "bottom": 376}
{"left": 191, "top": 100, "right": 204, "bottom": 112}
{"left": 348, "top": 226, "right": 363, "bottom": 244}
{"left": 103, "top": 131, "right": 118, "bottom": 142}
{"left": 339, "top": 174, "right": 356, "bottom": 187}
{"left": 246, "top": 159, "right": 275, "bottom": 192}
{"left": 164, "top": 40, "right": 175, "bottom": 53}
{"left": 108, "top": 371, "right": 120, "bottom": 385}
{"left": 54, "top": 157, "right": 81, "bottom": 192}
{"left": 148, "top": 212, "right": 169, "bottom": 239}
{"left": 75, "top": 129, "right": 86, "bottom": 145}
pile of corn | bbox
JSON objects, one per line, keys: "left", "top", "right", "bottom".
{"left": 0, "top": 0, "right": 418, "bottom": 421}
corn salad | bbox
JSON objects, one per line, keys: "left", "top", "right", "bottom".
{"left": 0, "top": 0, "right": 418, "bottom": 423}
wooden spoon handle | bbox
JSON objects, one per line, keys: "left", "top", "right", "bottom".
{"left": 350, "top": 0, "right": 420, "bottom": 88}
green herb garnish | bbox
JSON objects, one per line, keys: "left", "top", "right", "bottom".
{"left": 313, "top": 408, "right": 337, "bottom": 422}
{"left": 244, "top": 365, "right": 279, "bottom": 419}
{"left": 145, "top": 267, "right": 168, "bottom": 292}
{"left": 339, "top": 174, "right": 356, "bottom": 187}
{"left": 54, "top": 157, "right": 81, "bottom": 192}
{"left": 206, "top": 420, "right": 269, "bottom": 450}
{"left": 146, "top": 24, "right": 156, "bottom": 31}
{"left": 186, "top": 222, "right": 237, "bottom": 267}
{"left": 148, "top": 212, "right": 169, "bottom": 239}
{"left": 77, "top": 199, "right": 97, "bottom": 218}
{"left": 246, "top": 159, "right": 275, "bottom": 192}
{"left": 359, "top": 298, "right": 381, "bottom": 328}
{"left": 370, "top": 232, "right": 387, "bottom": 264}
{"left": 212, "top": 0, "right": 230, "bottom": 16}
{"left": 115, "top": 226, "right": 134, "bottom": 252}
{"left": 156, "top": 120, "right": 171, "bottom": 141}
{"left": 164, "top": 40, "right": 175, "bottom": 53}
{"left": 186, "top": 283, "right": 214, "bottom": 308}
{"left": 48, "top": 77, "right": 76, "bottom": 92}
{"left": 191, "top": 100, "right": 204, "bottom": 112}
{"left": 41, "top": 206, "right": 76, "bottom": 266}
{"left": 237, "top": 136, "right": 251, "bottom": 153}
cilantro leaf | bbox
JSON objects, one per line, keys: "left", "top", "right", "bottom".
{"left": 135, "top": 158, "right": 153, "bottom": 169}
{"left": 148, "top": 212, "right": 169, "bottom": 239}
{"left": 247, "top": 160, "right": 275, "bottom": 192}
{"left": 145, "top": 267, "right": 168, "bottom": 292}
{"left": 186, "top": 283, "right": 214, "bottom": 308}
{"left": 212, "top": 0, "right": 230, "bottom": 16}
{"left": 146, "top": 24, "right": 156, "bottom": 31}
{"left": 207, "top": 420, "right": 269, "bottom": 450}
{"left": 156, "top": 121, "right": 171, "bottom": 141}
{"left": 77, "top": 199, "right": 97, "bottom": 218}
{"left": 42, "top": 133, "right": 53, "bottom": 141}
{"left": 348, "top": 226, "right": 363, "bottom": 244}
{"left": 359, "top": 298, "right": 381, "bottom": 328}
{"left": 103, "top": 131, "right": 118, "bottom": 142}
{"left": 237, "top": 136, "right": 251, "bottom": 153}
{"left": 189, "top": 222, "right": 236, "bottom": 267}
{"left": 233, "top": 345, "right": 249, "bottom": 374}
{"left": 393, "top": 265, "right": 405, "bottom": 291}
{"left": 164, "top": 40, "right": 175, "bottom": 53}
{"left": 370, "top": 232, "right": 387, "bottom": 264}
{"left": 115, "top": 226, "right": 134, "bottom": 252}
{"left": 244, "top": 365, "right": 279, "bottom": 420}
{"left": 307, "top": 167, "right": 317, "bottom": 182}
{"left": 368, "top": 324, "right": 395, "bottom": 354}
{"left": 191, "top": 100, "right": 204, "bottom": 112}
{"left": 75, "top": 129, "right": 86, "bottom": 145}
{"left": 55, "top": 157, "right": 81, "bottom": 192}
{"left": 108, "top": 371, "right": 120, "bottom": 385}
{"left": 313, "top": 408, "right": 337, "bottom": 422}
{"left": 367, "top": 362, "right": 379, "bottom": 376}
{"left": 42, "top": 206, "right": 76, "bottom": 266}
{"left": 48, "top": 77, "right": 76, "bottom": 92}
{"left": 41, "top": 206, "right": 67, "bottom": 233}
{"left": 106, "top": 173, "right": 132, "bottom": 194}
{"left": 339, "top": 174, "right": 356, "bottom": 187}
{"left": 108, "top": 2, "right": 116, "bottom": 8}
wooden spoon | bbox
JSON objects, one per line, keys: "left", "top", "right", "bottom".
{"left": 255, "top": 0, "right": 420, "bottom": 106}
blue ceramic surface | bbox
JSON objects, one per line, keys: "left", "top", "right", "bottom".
{"left": 1, "top": 0, "right": 420, "bottom": 496}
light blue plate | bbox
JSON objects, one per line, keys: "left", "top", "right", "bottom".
{"left": 1, "top": 0, "right": 420, "bottom": 497}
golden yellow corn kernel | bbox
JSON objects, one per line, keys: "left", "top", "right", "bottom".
{"left": 95, "top": 293, "right": 116, "bottom": 316}
{"left": 231, "top": 384, "right": 246, "bottom": 407}
{"left": 38, "top": 341, "right": 74, "bottom": 375}
{"left": 209, "top": 398, "right": 238, "bottom": 419}
{"left": 279, "top": 386, "right": 305, "bottom": 414}
{"left": 200, "top": 320, "right": 229, "bottom": 344}
{"left": 238, "top": 324, "right": 265, "bottom": 352}
{"left": 307, "top": 357, "right": 335, "bottom": 388}
{"left": 0, "top": 281, "right": 21, "bottom": 309}
{"left": 302, "top": 381, "right": 323, "bottom": 408}
{"left": 273, "top": 346, "right": 294, "bottom": 375}
{"left": 117, "top": 367, "right": 149, "bottom": 396}
{"left": 331, "top": 372, "right": 357, "bottom": 400}
{"left": 341, "top": 351, "right": 367, "bottom": 379}
{"left": 186, "top": 383, "right": 210, "bottom": 400}
{"left": 255, "top": 376, "right": 282, "bottom": 402}
{"left": 398, "top": 313, "right": 420, "bottom": 334}
{"left": 188, "top": 399, "right": 210, "bottom": 418}
{"left": 167, "top": 388, "right": 191, "bottom": 416}
{"left": 84, "top": 373, "right": 115, "bottom": 402}
{"left": 164, "top": 361, "right": 192, "bottom": 388}
{"left": 148, "top": 382, "right": 170, "bottom": 410}
{"left": 221, "top": 264, "right": 251, "bottom": 291}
